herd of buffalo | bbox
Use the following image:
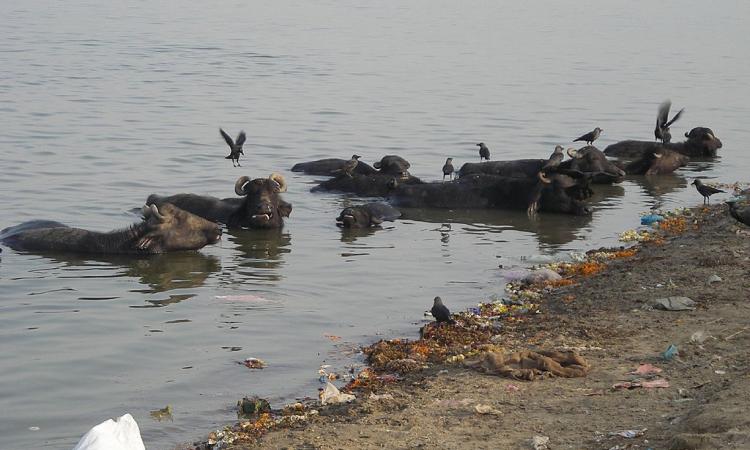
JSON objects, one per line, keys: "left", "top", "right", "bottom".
{"left": 0, "top": 116, "right": 726, "bottom": 255}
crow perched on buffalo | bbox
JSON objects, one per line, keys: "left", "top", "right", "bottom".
{"left": 574, "top": 127, "right": 603, "bottom": 146}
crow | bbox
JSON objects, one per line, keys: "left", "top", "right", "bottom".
{"left": 477, "top": 142, "right": 490, "bottom": 161}
{"left": 655, "top": 100, "right": 684, "bottom": 144}
{"left": 442, "top": 158, "right": 454, "bottom": 181}
{"left": 541, "top": 145, "right": 565, "bottom": 172}
{"left": 692, "top": 179, "right": 725, "bottom": 204}
{"left": 431, "top": 296, "right": 455, "bottom": 324}
{"left": 574, "top": 127, "right": 603, "bottom": 145}
{"left": 220, "top": 128, "right": 246, "bottom": 167}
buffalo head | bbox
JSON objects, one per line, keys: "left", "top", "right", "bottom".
{"left": 373, "top": 155, "right": 411, "bottom": 178}
{"left": 684, "top": 127, "right": 722, "bottom": 156}
{"left": 229, "top": 173, "right": 292, "bottom": 229}
{"left": 530, "top": 172, "right": 592, "bottom": 216}
{"left": 139, "top": 203, "right": 222, "bottom": 252}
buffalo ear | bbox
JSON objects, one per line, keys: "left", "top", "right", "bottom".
{"left": 279, "top": 201, "right": 293, "bottom": 218}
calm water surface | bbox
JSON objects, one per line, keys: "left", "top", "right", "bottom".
{"left": 1, "top": 1, "right": 749, "bottom": 448}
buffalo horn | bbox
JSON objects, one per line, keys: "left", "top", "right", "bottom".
{"left": 269, "top": 173, "right": 287, "bottom": 192}
{"left": 148, "top": 204, "right": 166, "bottom": 222}
{"left": 235, "top": 176, "right": 251, "bottom": 196}
{"left": 537, "top": 172, "right": 552, "bottom": 184}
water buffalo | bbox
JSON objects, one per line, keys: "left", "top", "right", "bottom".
{"left": 623, "top": 148, "right": 689, "bottom": 175}
{"left": 372, "top": 155, "right": 411, "bottom": 178}
{"left": 147, "top": 174, "right": 292, "bottom": 229}
{"left": 0, "top": 204, "right": 221, "bottom": 254}
{"left": 604, "top": 127, "right": 722, "bottom": 159}
{"left": 291, "top": 158, "right": 377, "bottom": 176}
{"left": 336, "top": 202, "right": 402, "bottom": 228}
{"left": 312, "top": 172, "right": 424, "bottom": 197}
{"left": 388, "top": 172, "right": 591, "bottom": 216}
{"left": 458, "top": 147, "right": 624, "bottom": 184}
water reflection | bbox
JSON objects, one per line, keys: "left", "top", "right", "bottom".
{"left": 629, "top": 174, "right": 688, "bottom": 202}
{"left": 399, "top": 207, "right": 593, "bottom": 246}
{"left": 339, "top": 226, "right": 379, "bottom": 244}
{"left": 225, "top": 229, "right": 291, "bottom": 283}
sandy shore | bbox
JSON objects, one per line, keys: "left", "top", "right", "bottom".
{"left": 194, "top": 203, "right": 750, "bottom": 450}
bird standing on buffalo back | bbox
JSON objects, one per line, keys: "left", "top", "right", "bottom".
{"left": 431, "top": 296, "right": 455, "bottom": 324}
{"left": 340, "top": 154, "right": 361, "bottom": 178}
{"left": 541, "top": 145, "right": 565, "bottom": 172}
{"left": 655, "top": 100, "right": 684, "bottom": 144}
{"left": 692, "top": 179, "right": 725, "bottom": 204}
{"left": 477, "top": 142, "right": 490, "bottom": 161}
{"left": 574, "top": 127, "right": 602, "bottom": 146}
{"left": 442, "top": 157, "right": 454, "bottom": 181}
{"left": 220, "top": 128, "right": 246, "bottom": 167}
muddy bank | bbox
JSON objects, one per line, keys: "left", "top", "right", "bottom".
{"left": 192, "top": 203, "right": 750, "bottom": 450}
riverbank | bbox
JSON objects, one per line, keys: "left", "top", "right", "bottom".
{"left": 194, "top": 202, "right": 750, "bottom": 450}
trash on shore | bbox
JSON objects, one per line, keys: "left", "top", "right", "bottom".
{"left": 662, "top": 344, "right": 679, "bottom": 360}
{"left": 627, "top": 364, "right": 662, "bottom": 376}
{"left": 640, "top": 214, "right": 664, "bottom": 225}
{"left": 610, "top": 428, "right": 647, "bottom": 439}
{"left": 237, "top": 397, "right": 272, "bottom": 418}
{"left": 72, "top": 413, "right": 145, "bottom": 450}
{"left": 474, "top": 403, "right": 502, "bottom": 415}
{"left": 707, "top": 274, "right": 722, "bottom": 284}
{"left": 320, "top": 382, "right": 355, "bottom": 405}
{"left": 463, "top": 349, "right": 590, "bottom": 380}
{"left": 368, "top": 392, "right": 394, "bottom": 401}
{"left": 612, "top": 378, "right": 670, "bottom": 390}
{"left": 149, "top": 405, "right": 173, "bottom": 422}
{"left": 530, "top": 435, "right": 550, "bottom": 449}
{"left": 241, "top": 357, "right": 266, "bottom": 369}
{"left": 651, "top": 297, "right": 696, "bottom": 311}
{"left": 522, "top": 268, "right": 561, "bottom": 285}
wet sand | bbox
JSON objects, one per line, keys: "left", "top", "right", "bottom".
{"left": 195, "top": 202, "right": 750, "bottom": 450}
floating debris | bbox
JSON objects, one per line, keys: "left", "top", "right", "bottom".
{"left": 241, "top": 357, "right": 266, "bottom": 369}
{"left": 149, "top": 405, "right": 173, "bottom": 422}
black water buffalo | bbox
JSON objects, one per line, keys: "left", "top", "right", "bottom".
{"left": 312, "top": 172, "right": 424, "bottom": 197}
{"left": 372, "top": 155, "right": 411, "bottom": 178}
{"left": 147, "top": 174, "right": 292, "bottom": 229}
{"left": 291, "top": 158, "right": 377, "bottom": 176}
{"left": 388, "top": 172, "right": 591, "bottom": 216}
{"left": 604, "top": 127, "right": 722, "bottom": 159}
{"left": 0, "top": 204, "right": 221, "bottom": 254}
{"left": 458, "top": 147, "right": 624, "bottom": 184}
{"left": 336, "top": 202, "right": 402, "bottom": 228}
{"left": 622, "top": 148, "right": 689, "bottom": 175}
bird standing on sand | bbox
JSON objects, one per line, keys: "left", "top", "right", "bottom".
{"left": 541, "top": 145, "right": 565, "bottom": 172}
{"left": 477, "top": 143, "right": 490, "bottom": 161}
{"left": 431, "top": 296, "right": 455, "bottom": 324}
{"left": 340, "top": 154, "right": 361, "bottom": 178}
{"left": 442, "top": 158, "right": 454, "bottom": 181}
{"left": 655, "top": 100, "right": 684, "bottom": 144}
{"left": 574, "top": 127, "right": 603, "bottom": 146}
{"left": 692, "top": 179, "right": 725, "bottom": 204}
{"left": 220, "top": 128, "right": 246, "bottom": 167}
{"left": 726, "top": 201, "right": 750, "bottom": 227}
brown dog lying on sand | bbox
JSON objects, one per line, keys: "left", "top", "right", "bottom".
{"left": 463, "top": 350, "right": 590, "bottom": 381}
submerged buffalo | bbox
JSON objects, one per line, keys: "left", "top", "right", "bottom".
{"left": 291, "top": 158, "right": 377, "bottom": 176}
{"left": 372, "top": 155, "right": 411, "bottom": 178}
{"left": 622, "top": 147, "right": 689, "bottom": 175}
{"left": 604, "top": 127, "right": 722, "bottom": 159}
{"left": 388, "top": 172, "right": 591, "bottom": 216}
{"left": 336, "top": 202, "right": 402, "bottom": 228}
{"left": 0, "top": 204, "right": 221, "bottom": 254}
{"left": 458, "top": 146, "right": 624, "bottom": 184}
{"left": 147, "top": 174, "right": 292, "bottom": 229}
{"left": 312, "top": 172, "right": 423, "bottom": 197}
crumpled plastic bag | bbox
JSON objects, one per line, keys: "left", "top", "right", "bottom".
{"left": 320, "top": 382, "right": 355, "bottom": 405}
{"left": 72, "top": 413, "right": 145, "bottom": 450}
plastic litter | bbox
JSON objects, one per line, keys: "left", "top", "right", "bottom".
{"left": 72, "top": 413, "right": 145, "bottom": 450}
{"left": 241, "top": 357, "right": 266, "bottom": 369}
{"left": 522, "top": 268, "right": 562, "bottom": 285}
{"left": 651, "top": 297, "right": 696, "bottom": 311}
{"left": 237, "top": 397, "right": 271, "bottom": 418}
{"left": 149, "top": 405, "right": 173, "bottom": 422}
{"left": 662, "top": 344, "right": 679, "bottom": 360}
{"left": 690, "top": 331, "right": 707, "bottom": 344}
{"left": 707, "top": 274, "right": 722, "bottom": 284}
{"left": 640, "top": 214, "right": 664, "bottom": 225}
{"left": 368, "top": 393, "right": 394, "bottom": 401}
{"left": 627, "top": 364, "right": 662, "bottom": 376}
{"left": 531, "top": 435, "right": 550, "bottom": 449}
{"left": 474, "top": 404, "right": 501, "bottom": 415}
{"left": 612, "top": 378, "right": 670, "bottom": 390}
{"left": 610, "top": 428, "right": 647, "bottom": 439}
{"left": 320, "top": 382, "right": 355, "bottom": 405}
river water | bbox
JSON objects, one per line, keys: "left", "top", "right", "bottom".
{"left": 1, "top": 1, "right": 749, "bottom": 448}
